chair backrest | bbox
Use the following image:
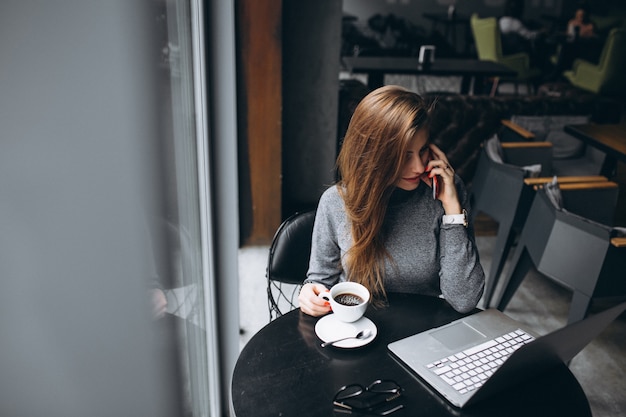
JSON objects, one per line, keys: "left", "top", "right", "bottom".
{"left": 555, "top": 183, "right": 619, "bottom": 226}
{"left": 266, "top": 210, "right": 316, "bottom": 320}
{"left": 470, "top": 142, "right": 526, "bottom": 222}
{"left": 267, "top": 210, "right": 316, "bottom": 285}
{"left": 597, "top": 28, "right": 626, "bottom": 94}
{"left": 470, "top": 14, "right": 502, "bottom": 61}
{"left": 598, "top": 28, "right": 625, "bottom": 69}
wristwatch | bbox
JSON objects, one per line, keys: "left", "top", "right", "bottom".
{"left": 442, "top": 209, "right": 468, "bottom": 227}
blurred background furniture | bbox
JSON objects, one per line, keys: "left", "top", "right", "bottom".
{"left": 470, "top": 127, "right": 608, "bottom": 307}
{"left": 266, "top": 210, "right": 315, "bottom": 321}
{"left": 422, "top": 11, "right": 471, "bottom": 54}
{"left": 470, "top": 14, "right": 542, "bottom": 95}
{"left": 341, "top": 56, "right": 515, "bottom": 93}
{"left": 336, "top": 80, "right": 623, "bottom": 188}
{"left": 420, "top": 92, "right": 622, "bottom": 185}
{"left": 564, "top": 123, "right": 626, "bottom": 178}
{"left": 563, "top": 28, "right": 626, "bottom": 96}
{"left": 507, "top": 114, "right": 607, "bottom": 176}
{"left": 495, "top": 182, "right": 626, "bottom": 324}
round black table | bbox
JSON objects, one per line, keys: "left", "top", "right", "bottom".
{"left": 232, "top": 293, "right": 591, "bottom": 417}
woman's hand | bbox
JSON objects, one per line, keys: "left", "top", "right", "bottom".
{"left": 149, "top": 288, "right": 168, "bottom": 319}
{"left": 298, "top": 283, "right": 332, "bottom": 317}
{"left": 427, "top": 144, "right": 462, "bottom": 215}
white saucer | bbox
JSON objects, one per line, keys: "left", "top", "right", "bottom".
{"left": 315, "top": 314, "right": 377, "bottom": 348}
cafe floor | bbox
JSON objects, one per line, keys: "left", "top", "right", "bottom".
{"left": 239, "top": 225, "right": 626, "bottom": 417}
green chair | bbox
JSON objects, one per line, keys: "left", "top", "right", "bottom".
{"left": 563, "top": 28, "right": 626, "bottom": 96}
{"left": 470, "top": 14, "right": 541, "bottom": 95}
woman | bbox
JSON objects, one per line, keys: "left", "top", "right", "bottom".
{"left": 298, "top": 86, "right": 484, "bottom": 316}
{"left": 548, "top": 6, "right": 600, "bottom": 79}
{"left": 499, "top": 0, "right": 544, "bottom": 56}
{"left": 567, "top": 7, "right": 595, "bottom": 39}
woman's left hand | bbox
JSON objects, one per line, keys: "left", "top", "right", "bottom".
{"left": 426, "top": 144, "right": 462, "bottom": 215}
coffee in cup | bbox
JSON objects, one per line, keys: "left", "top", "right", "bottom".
{"left": 334, "top": 293, "right": 365, "bottom": 306}
{"left": 318, "top": 281, "right": 370, "bottom": 322}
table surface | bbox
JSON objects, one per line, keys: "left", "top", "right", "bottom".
{"left": 231, "top": 293, "right": 591, "bottom": 417}
{"left": 342, "top": 56, "right": 517, "bottom": 78}
{"left": 564, "top": 123, "right": 626, "bottom": 163}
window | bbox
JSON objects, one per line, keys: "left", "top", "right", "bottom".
{"left": 156, "top": 0, "right": 224, "bottom": 415}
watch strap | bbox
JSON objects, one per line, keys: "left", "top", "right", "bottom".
{"left": 442, "top": 209, "right": 468, "bottom": 227}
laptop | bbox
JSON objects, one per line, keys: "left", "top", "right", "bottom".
{"left": 388, "top": 302, "right": 626, "bottom": 409}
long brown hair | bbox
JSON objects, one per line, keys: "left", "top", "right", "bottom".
{"left": 336, "top": 85, "right": 432, "bottom": 302}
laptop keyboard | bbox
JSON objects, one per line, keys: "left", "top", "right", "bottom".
{"left": 426, "top": 329, "right": 535, "bottom": 394}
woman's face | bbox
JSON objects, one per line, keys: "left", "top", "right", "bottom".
{"left": 575, "top": 9, "right": 585, "bottom": 22}
{"left": 396, "top": 128, "right": 430, "bottom": 191}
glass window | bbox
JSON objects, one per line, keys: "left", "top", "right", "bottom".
{"left": 154, "top": 0, "right": 220, "bottom": 415}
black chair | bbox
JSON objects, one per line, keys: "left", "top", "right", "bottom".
{"left": 266, "top": 210, "right": 316, "bottom": 321}
{"left": 495, "top": 181, "right": 626, "bottom": 324}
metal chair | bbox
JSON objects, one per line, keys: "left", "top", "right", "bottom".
{"left": 495, "top": 182, "right": 626, "bottom": 324}
{"left": 266, "top": 210, "right": 316, "bottom": 321}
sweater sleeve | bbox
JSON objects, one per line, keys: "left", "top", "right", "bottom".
{"left": 305, "top": 187, "right": 344, "bottom": 288}
{"left": 438, "top": 178, "right": 485, "bottom": 313}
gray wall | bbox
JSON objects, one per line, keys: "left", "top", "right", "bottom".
{"left": 282, "top": 0, "right": 343, "bottom": 215}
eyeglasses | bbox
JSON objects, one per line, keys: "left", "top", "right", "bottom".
{"left": 333, "top": 379, "right": 403, "bottom": 415}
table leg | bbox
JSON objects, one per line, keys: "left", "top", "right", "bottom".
{"left": 461, "top": 75, "right": 472, "bottom": 95}
{"left": 449, "top": 25, "right": 456, "bottom": 53}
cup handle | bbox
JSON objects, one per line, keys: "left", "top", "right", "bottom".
{"left": 317, "top": 291, "right": 331, "bottom": 302}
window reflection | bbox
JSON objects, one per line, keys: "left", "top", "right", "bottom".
{"left": 154, "top": 0, "right": 215, "bottom": 415}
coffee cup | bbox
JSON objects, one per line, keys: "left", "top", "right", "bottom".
{"left": 318, "top": 281, "right": 370, "bottom": 322}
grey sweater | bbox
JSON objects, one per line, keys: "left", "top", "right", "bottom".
{"left": 306, "top": 177, "right": 485, "bottom": 313}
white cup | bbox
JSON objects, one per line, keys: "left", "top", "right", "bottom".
{"left": 318, "top": 281, "right": 370, "bottom": 323}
